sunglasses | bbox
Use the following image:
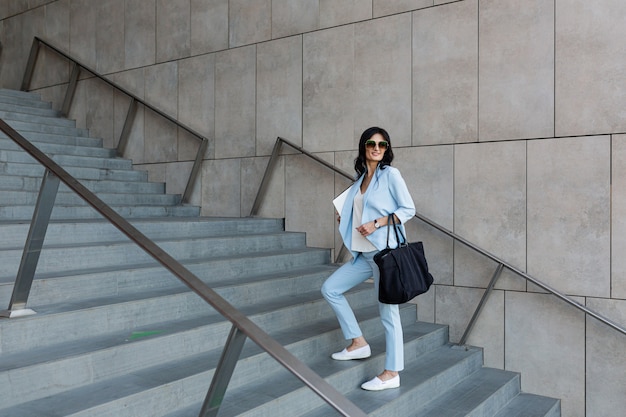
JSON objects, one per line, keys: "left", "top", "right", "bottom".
{"left": 365, "top": 140, "right": 389, "bottom": 149}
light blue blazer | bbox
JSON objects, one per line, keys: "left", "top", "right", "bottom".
{"left": 338, "top": 165, "right": 416, "bottom": 262}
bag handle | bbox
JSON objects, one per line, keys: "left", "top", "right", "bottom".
{"left": 384, "top": 214, "right": 408, "bottom": 249}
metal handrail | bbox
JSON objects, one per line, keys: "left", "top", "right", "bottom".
{"left": 253, "top": 136, "right": 626, "bottom": 342}
{"left": 20, "top": 36, "right": 209, "bottom": 204}
{"left": 0, "top": 120, "right": 367, "bottom": 417}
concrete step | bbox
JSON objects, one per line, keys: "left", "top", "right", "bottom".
{"left": 0, "top": 189, "right": 181, "bottom": 208}
{"left": 0, "top": 230, "right": 308, "bottom": 277}
{"left": 0, "top": 136, "right": 115, "bottom": 158}
{"left": 0, "top": 203, "right": 200, "bottom": 221}
{"left": 0, "top": 176, "right": 164, "bottom": 194}
{"left": 0, "top": 217, "right": 285, "bottom": 249}
{"left": 0, "top": 88, "right": 44, "bottom": 102}
{"left": 2, "top": 117, "right": 90, "bottom": 137}
{"left": 1, "top": 129, "right": 103, "bottom": 148}
{"left": 0, "top": 247, "right": 331, "bottom": 307}
{"left": 0, "top": 160, "right": 148, "bottom": 182}
{"left": 0, "top": 91, "right": 53, "bottom": 109}
{"left": 493, "top": 393, "right": 561, "bottom": 417}
{"left": 0, "top": 100, "right": 60, "bottom": 118}
{"left": 0, "top": 304, "right": 423, "bottom": 417}
{"left": 0, "top": 89, "right": 49, "bottom": 106}
{"left": 0, "top": 108, "right": 76, "bottom": 128}
{"left": 0, "top": 269, "right": 358, "bottom": 409}
{"left": 0, "top": 148, "right": 133, "bottom": 170}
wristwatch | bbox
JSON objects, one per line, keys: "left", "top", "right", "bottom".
{"left": 374, "top": 219, "right": 380, "bottom": 229}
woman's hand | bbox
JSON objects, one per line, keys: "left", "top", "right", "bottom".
{"left": 356, "top": 221, "right": 376, "bottom": 237}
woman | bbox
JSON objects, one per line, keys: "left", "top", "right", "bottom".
{"left": 321, "top": 126, "right": 416, "bottom": 391}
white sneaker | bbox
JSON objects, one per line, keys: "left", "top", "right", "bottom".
{"left": 361, "top": 375, "right": 400, "bottom": 391}
{"left": 331, "top": 345, "right": 371, "bottom": 360}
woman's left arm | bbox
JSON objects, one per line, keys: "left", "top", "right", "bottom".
{"left": 388, "top": 168, "right": 416, "bottom": 224}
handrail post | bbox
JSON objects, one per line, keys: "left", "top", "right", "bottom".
{"left": 1, "top": 169, "right": 60, "bottom": 318}
{"left": 116, "top": 98, "right": 138, "bottom": 157}
{"left": 458, "top": 263, "right": 504, "bottom": 346}
{"left": 250, "top": 137, "right": 284, "bottom": 217}
{"left": 21, "top": 38, "right": 40, "bottom": 91}
{"left": 199, "top": 325, "right": 247, "bottom": 417}
{"left": 61, "top": 62, "right": 80, "bottom": 117}
{"left": 182, "top": 137, "right": 209, "bottom": 204}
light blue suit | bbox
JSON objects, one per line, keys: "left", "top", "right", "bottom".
{"left": 322, "top": 165, "right": 416, "bottom": 371}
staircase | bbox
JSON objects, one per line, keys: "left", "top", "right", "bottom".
{"left": 0, "top": 88, "right": 561, "bottom": 416}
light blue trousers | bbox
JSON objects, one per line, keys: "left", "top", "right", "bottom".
{"left": 321, "top": 251, "right": 404, "bottom": 372}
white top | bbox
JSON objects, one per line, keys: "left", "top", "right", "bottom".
{"left": 350, "top": 189, "right": 377, "bottom": 253}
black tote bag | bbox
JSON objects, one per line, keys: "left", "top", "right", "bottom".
{"left": 374, "top": 215, "right": 434, "bottom": 304}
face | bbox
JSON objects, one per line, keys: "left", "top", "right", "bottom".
{"left": 364, "top": 133, "right": 388, "bottom": 163}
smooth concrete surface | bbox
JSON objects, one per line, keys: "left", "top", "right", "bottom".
{"left": 302, "top": 24, "right": 355, "bottom": 153}
{"left": 2, "top": 1, "right": 625, "bottom": 415}
{"left": 354, "top": 14, "right": 412, "bottom": 147}
{"left": 505, "top": 291, "right": 585, "bottom": 417}
{"left": 256, "top": 36, "right": 302, "bottom": 156}
{"left": 527, "top": 136, "right": 611, "bottom": 298}
{"left": 479, "top": 0, "right": 554, "bottom": 141}
{"left": 555, "top": 0, "right": 626, "bottom": 137}
{"left": 454, "top": 141, "right": 526, "bottom": 291}
{"left": 585, "top": 298, "right": 626, "bottom": 417}
{"left": 412, "top": 0, "right": 478, "bottom": 145}
{"left": 613, "top": 135, "right": 626, "bottom": 299}
{"left": 215, "top": 45, "right": 256, "bottom": 159}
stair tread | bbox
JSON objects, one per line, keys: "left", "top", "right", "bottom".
{"left": 0, "top": 245, "right": 328, "bottom": 285}
{"left": 493, "top": 393, "right": 560, "bottom": 417}
{"left": 0, "top": 312, "right": 425, "bottom": 417}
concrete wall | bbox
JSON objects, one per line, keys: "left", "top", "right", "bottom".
{"left": 2, "top": 1, "right": 626, "bottom": 416}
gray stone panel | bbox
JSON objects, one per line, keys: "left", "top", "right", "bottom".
{"left": 354, "top": 14, "right": 412, "bottom": 148}
{"left": 178, "top": 54, "right": 215, "bottom": 143}
{"left": 303, "top": 25, "right": 354, "bottom": 152}
{"left": 479, "top": 0, "right": 554, "bottom": 141}
{"left": 285, "top": 153, "right": 336, "bottom": 249}
{"left": 229, "top": 0, "right": 271, "bottom": 48}
{"left": 215, "top": 45, "right": 256, "bottom": 159}
{"left": 435, "top": 284, "right": 504, "bottom": 365}
{"left": 319, "top": 0, "right": 372, "bottom": 29}
{"left": 527, "top": 136, "right": 611, "bottom": 297}
{"left": 191, "top": 0, "right": 228, "bottom": 55}
{"left": 242, "top": 156, "right": 285, "bottom": 218}
{"left": 373, "top": 0, "right": 431, "bottom": 18}
{"left": 556, "top": 0, "right": 626, "bottom": 137}
{"left": 505, "top": 291, "right": 585, "bottom": 417}
{"left": 144, "top": 114, "right": 178, "bottom": 164}
{"left": 454, "top": 141, "right": 526, "bottom": 290}
{"left": 200, "top": 158, "right": 241, "bottom": 216}
{"left": 165, "top": 161, "right": 193, "bottom": 196}
{"left": 96, "top": 0, "right": 125, "bottom": 74}
{"left": 125, "top": 0, "right": 156, "bottom": 69}
{"left": 257, "top": 36, "right": 303, "bottom": 156}
{"left": 394, "top": 145, "right": 453, "bottom": 229}
{"left": 585, "top": 298, "right": 626, "bottom": 417}
{"left": 614, "top": 135, "right": 626, "bottom": 299}
{"left": 145, "top": 61, "right": 178, "bottom": 118}
{"left": 69, "top": 0, "right": 97, "bottom": 68}
{"left": 35, "top": 0, "right": 70, "bottom": 89}
{"left": 413, "top": 0, "right": 478, "bottom": 145}
{"left": 271, "top": 0, "right": 319, "bottom": 39}
{"left": 156, "top": 0, "right": 191, "bottom": 63}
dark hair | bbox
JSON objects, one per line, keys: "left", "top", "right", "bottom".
{"left": 354, "top": 126, "right": 394, "bottom": 177}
